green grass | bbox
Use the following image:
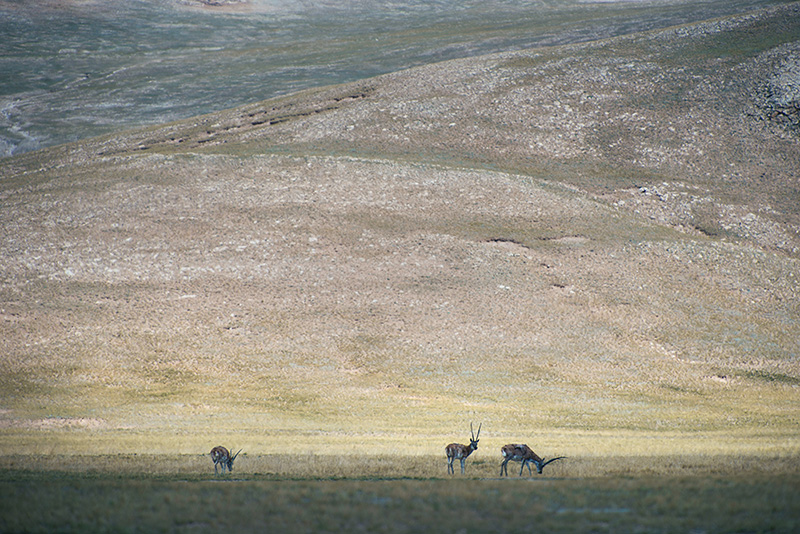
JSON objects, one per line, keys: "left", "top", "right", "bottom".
{"left": 1, "top": 455, "right": 798, "bottom": 533}
{"left": 739, "top": 370, "right": 800, "bottom": 386}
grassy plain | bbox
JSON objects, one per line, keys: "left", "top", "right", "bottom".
{"left": 2, "top": 427, "right": 798, "bottom": 531}
{"left": 1, "top": 454, "right": 798, "bottom": 533}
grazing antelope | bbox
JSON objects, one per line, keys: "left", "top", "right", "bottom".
{"left": 210, "top": 446, "right": 242, "bottom": 474}
{"left": 445, "top": 423, "right": 481, "bottom": 475}
{"left": 500, "top": 444, "right": 565, "bottom": 476}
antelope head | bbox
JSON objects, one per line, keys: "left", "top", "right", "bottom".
{"left": 228, "top": 448, "right": 242, "bottom": 471}
{"left": 469, "top": 422, "right": 482, "bottom": 451}
{"left": 532, "top": 455, "right": 566, "bottom": 474}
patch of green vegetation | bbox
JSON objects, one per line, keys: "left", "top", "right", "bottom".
{"left": 501, "top": 53, "right": 551, "bottom": 70}
{"left": 637, "top": 9, "right": 800, "bottom": 74}
{"left": 656, "top": 383, "right": 705, "bottom": 397}
{"left": 0, "top": 365, "right": 78, "bottom": 412}
{"left": 688, "top": 203, "right": 728, "bottom": 237}
{"left": 337, "top": 334, "right": 390, "bottom": 370}
{"left": 738, "top": 370, "right": 800, "bottom": 386}
{"left": 0, "top": 368, "right": 52, "bottom": 399}
{"left": 0, "top": 466, "right": 797, "bottom": 534}
{"left": 703, "top": 18, "right": 800, "bottom": 62}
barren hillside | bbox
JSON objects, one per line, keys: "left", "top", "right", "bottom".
{"left": 1, "top": 3, "right": 798, "bottom": 456}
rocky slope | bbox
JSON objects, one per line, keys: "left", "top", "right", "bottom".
{"left": 1, "top": 3, "right": 798, "bottom": 443}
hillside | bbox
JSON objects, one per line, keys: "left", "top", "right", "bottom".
{"left": 1, "top": 3, "right": 799, "bottom": 459}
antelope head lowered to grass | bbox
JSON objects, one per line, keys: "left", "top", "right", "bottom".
{"left": 500, "top": 443, "right": 565, "bottom": 476}
{"left": 445, "top": 423, "right": 481, "bottom": 475}
{"left": 210, "top": 446, "right": 242, "bottom": 474}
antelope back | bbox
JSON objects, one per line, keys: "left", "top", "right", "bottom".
{"left": 446, "top": 443, "right": 471, "bottom": 458}
{"left": 502, "top": 444, "right": 534, "bottom": 461}
{"left": 211, "top": 446, "right": 230, "bottom": 461}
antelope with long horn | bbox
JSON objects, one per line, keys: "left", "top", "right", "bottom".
{"left": 445, "top": 423, "right": 481, "bottom": 475}
{"left": 210, "top": 446, "right": 242, "bottom": 474}
{"left": 500, "top": 444, "right": 565, "bottom": 476}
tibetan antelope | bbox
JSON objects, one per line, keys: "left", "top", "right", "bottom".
{"left": 445, "top": 423, "right": 481, "bottom": 475}
{"left": 500, "top": 444, "right": 565, "bottom": 476}
{"left": 210, "top": 446, "right": 242, "bottom": 474}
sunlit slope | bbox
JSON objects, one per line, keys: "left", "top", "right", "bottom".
{"left": 1, "top": 4, "right": 798, "bottom": 455}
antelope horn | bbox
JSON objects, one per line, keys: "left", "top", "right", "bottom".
{"left": 232, "top": 449, "right": 242, "bottom": 461}
{"left": 476, "top": 422, "right": 482, "bottom": 439}
{"left": 470, "top": 422, "right": 475, "bottom": 440}
{"left": 541, "top": 456, "right": 566, "bottom": 468}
